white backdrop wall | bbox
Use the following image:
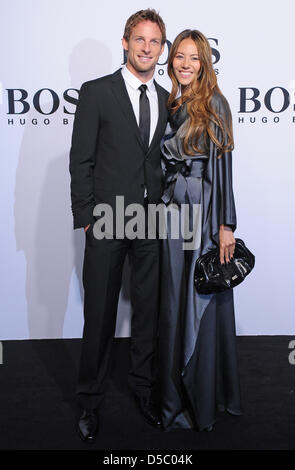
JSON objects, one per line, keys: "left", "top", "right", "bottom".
{"left": 0, "top": 0, "right": 294, "bottom": 339}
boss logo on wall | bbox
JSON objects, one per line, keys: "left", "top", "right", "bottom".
{"left": 6, "top": 88, "right": 78, "bottom": 126}
{"left": 238, "top": 86, "right": 295, "bottom": 124}
{"left": 4, "top": 39, "right": 220, "bottom": 126}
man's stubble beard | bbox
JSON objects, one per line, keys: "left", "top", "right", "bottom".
{"left": 128, "top": 57, "right": 156, "bottom": 76}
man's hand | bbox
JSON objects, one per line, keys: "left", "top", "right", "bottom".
{"left": 84, "top": 224, "right": 90, "bottom": 233}
{"left": 219, "top": 224, "right": 235, "bottom": 264}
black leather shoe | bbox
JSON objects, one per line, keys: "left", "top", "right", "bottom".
{"left": 78, "top": 408, "right": 98, "bottom": 442}
{"left": 205, "top": 424, "right": 214, "bottom": 432}
{"left": 134, "top": 395, "right": 162, "bottom": 428}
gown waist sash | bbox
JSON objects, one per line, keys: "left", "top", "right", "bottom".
{"left": 161, "top": 158, "right": 207, "bottom": 205}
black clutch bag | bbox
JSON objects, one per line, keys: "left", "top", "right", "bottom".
{"left": 194, "top": 238, "right": 255, "bottom": 294}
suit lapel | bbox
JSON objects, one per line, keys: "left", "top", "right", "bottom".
{"left": 110, "top": 69, "right": 143, "bottom": 149}
{"left": 147, "top": 81, "right": 168, "bottom": 156}
{"left": 110, "top": 69, "right": 168, "bottom": 155}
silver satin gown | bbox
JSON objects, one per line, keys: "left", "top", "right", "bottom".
{"left": 159, "top": 92, "right": 243, "bottom": 431}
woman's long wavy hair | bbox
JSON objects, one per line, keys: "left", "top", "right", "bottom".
{"left": 168, "top": 29, "right": 234, "bottom": 158}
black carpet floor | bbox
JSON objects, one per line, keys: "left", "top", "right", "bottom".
{"left": 0, "top": 337, "right": 295, "bottom": 451}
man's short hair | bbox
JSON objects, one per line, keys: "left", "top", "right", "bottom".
{"left": 123, "top": 9, "right": 166, "bottom": 44}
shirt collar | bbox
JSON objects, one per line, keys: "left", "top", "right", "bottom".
{"left": 121, "top": 65, "right": 156, "bottom": 93}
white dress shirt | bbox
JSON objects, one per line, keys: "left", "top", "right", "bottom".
{"left": 121, "top": 65, "right": 159, "bottom": 146}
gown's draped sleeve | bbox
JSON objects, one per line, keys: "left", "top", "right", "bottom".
{"left": 202, "top": 94, "right": 237, "bottom": 248}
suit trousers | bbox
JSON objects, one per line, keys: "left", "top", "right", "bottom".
{"left": 76, "top": 213, "right": 160, "bottom": 410}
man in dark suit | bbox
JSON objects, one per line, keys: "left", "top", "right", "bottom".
{"left": 69, "top": 9, "right": 169, "bottom": 442}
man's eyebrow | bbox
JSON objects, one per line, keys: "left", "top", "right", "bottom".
{"left": 134, "top": 35, "right": 161, "bottom": 40}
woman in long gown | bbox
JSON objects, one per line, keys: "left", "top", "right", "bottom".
{"left": 159, "top": 29, "right": 243, "bottom": 431}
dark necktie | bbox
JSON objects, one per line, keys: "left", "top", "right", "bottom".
{"left": 138, "top": 84, "right": 151, "bottom": 152}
